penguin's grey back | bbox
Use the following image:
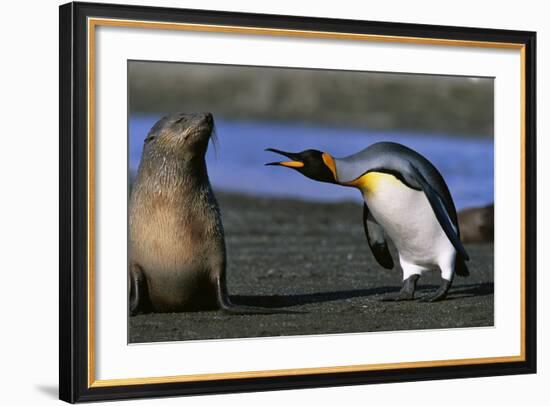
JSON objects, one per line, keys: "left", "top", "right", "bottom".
{"left": 334, "top": 142, "right": 458, "bottom": 225}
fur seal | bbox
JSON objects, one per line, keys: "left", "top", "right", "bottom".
{"left": 129, "top": 112, "right": 285, "bottom": 315}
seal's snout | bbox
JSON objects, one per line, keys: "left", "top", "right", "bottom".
{"left": 190, "top": 112, "right": 214, "bottom": 135}
{"left": 169, "top": 112, "right": 214, "bottom": 142}
{"left": 170, "top": 112, "right": 213, "bottom": 130}
{"left": 147, "top": 113, "right": 216, "bottom": 156}
{"left": 203, "top": 112, "right": 213, "bottom": 126}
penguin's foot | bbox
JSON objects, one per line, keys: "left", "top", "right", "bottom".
{"left": 381, "top": 274, "right": 419, "bottom": 302}
{"left": 420, "top": 280, "right": 452, "bottom": 302}
{"left": 392, "top": 290, "right": 415, "bottom": 301}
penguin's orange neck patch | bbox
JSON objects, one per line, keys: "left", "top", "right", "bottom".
{"left": 321, "top": 153, "right": 337, "bottom": 181}
{"left": 346, "top": 172, "right": 400, "bottom": 194}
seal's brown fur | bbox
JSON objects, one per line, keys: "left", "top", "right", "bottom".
{"left": 129, "top": 112, "right": 225, "bottom": 313}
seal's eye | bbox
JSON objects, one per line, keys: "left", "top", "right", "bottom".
{"left": 144, "top": 135, "right": 156, "bottom": 143}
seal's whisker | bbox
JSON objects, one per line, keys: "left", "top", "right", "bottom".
{"left": 210, "top": 124, "right": 219, "bottom": 160}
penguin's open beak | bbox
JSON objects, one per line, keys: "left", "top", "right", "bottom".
{"left": 265, "top": 148, "right": 305, "bottom": 168}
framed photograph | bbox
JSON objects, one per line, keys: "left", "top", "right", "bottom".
{"left": 59, "top": 1, "right": 536, "bottom": 403}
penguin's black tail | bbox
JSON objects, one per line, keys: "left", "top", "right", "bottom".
{"left": 455, "top": 255, "right": 470, "bottom": 277}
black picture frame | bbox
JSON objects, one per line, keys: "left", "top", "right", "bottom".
{"left": 59, "top": 1, "right": 537, "bottom": 403}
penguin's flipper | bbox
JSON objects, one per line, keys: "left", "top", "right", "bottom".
{"left": 407, "top": 164, "right": 470, "bottom": 261}
{"left": 363, "top": 203, "right": 394, "bottom": 269}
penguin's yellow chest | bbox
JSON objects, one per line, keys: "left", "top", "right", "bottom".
{"left": 346, "top": 172, "right": 402, "bottom": 195}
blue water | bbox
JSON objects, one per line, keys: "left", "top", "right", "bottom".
{"left": 129, "top": 115, "right": 494, "bottom": 210}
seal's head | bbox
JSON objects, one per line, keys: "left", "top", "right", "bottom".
{"left": 143, "top": 112, "right": 214, "bottom": 161}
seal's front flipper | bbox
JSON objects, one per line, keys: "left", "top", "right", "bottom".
{"left": 363, "top": 203, "right": 394, "bottom": 269}
{"left": 129, "top": 263, "right": 151, "bottom": 316}
{"left": 420, "top": 279, "right": 452, "bottom": 302}
{"left": 215, "top": 275, "right": 301, "bottom": 315}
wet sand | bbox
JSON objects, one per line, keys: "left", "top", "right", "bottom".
{"left": 129, "top": 192, "right": 494, "bottom": 343}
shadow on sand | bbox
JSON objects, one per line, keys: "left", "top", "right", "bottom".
{"left": 231, "top": 282, "right": 494, "bottom": 308}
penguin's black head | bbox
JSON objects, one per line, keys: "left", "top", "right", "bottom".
{"left": 265, "top": 148, "right": 337, "bottom": 184}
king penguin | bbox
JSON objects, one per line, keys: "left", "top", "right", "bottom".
{"left": 266, "top": 142, "right": 470, "bottom": 302}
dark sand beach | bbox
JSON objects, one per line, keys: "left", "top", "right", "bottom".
{"left": 129, "top": 192, "right": 494, "bottom": 343}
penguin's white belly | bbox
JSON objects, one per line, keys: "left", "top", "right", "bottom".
{"left": 355, "top": 172, "right": 454, "bottom": 268}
